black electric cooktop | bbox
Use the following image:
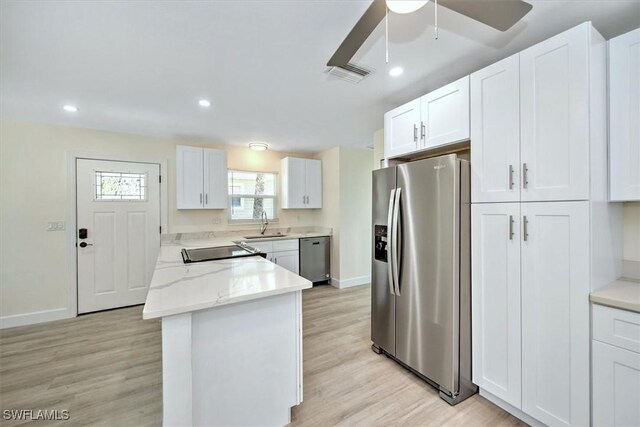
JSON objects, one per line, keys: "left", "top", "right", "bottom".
{"left": 181, "top": 244, "right": 265, "bottom": 264}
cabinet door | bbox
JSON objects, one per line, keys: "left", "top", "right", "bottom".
{"left": 593, "top": 340, "right": 640, "bottom": 427}
{"left": 471, "top": 203, "right": 521, "bottom": 408}
{"left": 520, "top": 24, "right": 590, "bottom": 202}
{"left": 281, "top": 157, "right": 306, "bottom": 209}
{"left": 176, "top": 145, "right": 204, "bottom": 209}
{"left": 305, "top": 159, "right": 322, "bottom": 208}
{"left": 609, "top": 28, "right": 640, "bottom": 201}
{"left": 273, "top": 250, "right": 299, "bottom": 275}
{"left": 420, "top": 75, "right": 470, "bottom": 149}
{"left": 471, "top": 55, "right": 520, "bottom": 203}
{"left": 384, "top": 98, "right": 420, "bottom": 158}
{"left": 521, "top": 202, "right": 589, "bottom": 426}
{"left": 203, "top": 148, "right": 228, "bottom": 209}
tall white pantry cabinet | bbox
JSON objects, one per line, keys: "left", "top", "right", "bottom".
{"left": 470, "top": 22, "right": 623, "bottom": 426}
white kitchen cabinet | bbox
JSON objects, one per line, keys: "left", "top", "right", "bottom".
{"left": 471, "top": 55, "right": 520, "bottom": 203}
{"left": 520, "top": 24, "right": 590, "bottom": 202}
{"left": 520, "top": 202, "right": 590, "bottom": 427}
{"left": 420, "top": 75, "right": 469, "bottom": 149}
{"left": 609, "top": 28, "right": 640, "bottom": 201}
{"left": 281, "top": 157, "right": 322, "bottom": 209}
{"left": 271, "top": 250, "right": 299, "bottom": 275}
{"left": 384, "top": 99, "right": 420, "bottom": 159}
{"left": 471, "top": 203, "right": 521, "bottom": 408}
{"left": 176, "top": 145, "right": 227, "bottom": 209}
{"left": 245, "top": 239, "right": 300, "bottom": 275}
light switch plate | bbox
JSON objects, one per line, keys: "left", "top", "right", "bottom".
{"left": 47, "top": 221, "right": 65, "bottom": 231}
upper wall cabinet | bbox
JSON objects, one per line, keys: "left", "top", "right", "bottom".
{"left": 520, "top": 24, "right": 590, "bottom": 202}
{"left": 176, "top": 145, "right": 227, "bottom": 209}
{"left": 471, "top": 54, "right": 520, "bottom": 203}
{"left": 609, "top": 28, "right": 640, "bottom": 201}
{"left": 384, "top": 76, "right": 470, "bottom": 159}
{"left": 281, "top": 157, "right": 322, "bottom": 209}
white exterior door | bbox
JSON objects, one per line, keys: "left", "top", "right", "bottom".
{"left": 593, "top": 340, "right": 640, "bottom": 427}
{"left": 203, "top": 148, "right": 227, "bottom": 209}
{"left": 272, "top": 250, "right": 299, "bottom": 275}
{"left": 176, "top": 145, "right": 204, "bottom": 209}
{"left": 471, "top": 55, "right": 520, "bottom": 203}
{"left": 304, "top": 159, "right": 322, "bottom": 208}
{"left": 420, "top": 75, "right": 470, "bottom": 149}
{"left": 520, "top": 24, "right": 590, "bottom": 202}
{"left": 521, "top": 201, "right": 589, "bottom": 426}
{"left": 384, "top": 98, "right": 420, "bottom": 158}
{"left": 77, "top": 159, "right": 161, "bottom": 314}
{"left": 471, "top": 203, "right": 521, "bottom": 408}
{"left": 609, "top": 28, "right": 640, "bottom": 201}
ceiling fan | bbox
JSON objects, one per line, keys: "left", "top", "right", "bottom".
{"left": 327, "top": 0, "right": 533, "bottom": 67}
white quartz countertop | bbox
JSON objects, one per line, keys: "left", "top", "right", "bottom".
{"left": 142, "top": 237, "right": 313, "bottom": 319}
{"left": 590, "top": 278, "right": 640, "bottom": 313}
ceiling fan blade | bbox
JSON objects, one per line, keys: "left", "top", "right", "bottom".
{"left": 327, "top": 0, "right": 386, "bottom": 67}
{"left": 439, "top": 0, "right": 533, "bottom": 32}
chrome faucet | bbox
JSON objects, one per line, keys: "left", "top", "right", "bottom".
{"left": 260, "top": 210, "right": 269, "bottom": 235}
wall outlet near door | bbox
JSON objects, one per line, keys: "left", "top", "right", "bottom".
{"left": 47, "top": 221, "right": 65, "bottom": 231}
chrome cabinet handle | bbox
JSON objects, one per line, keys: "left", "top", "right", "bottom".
{"left": 392, "top": 188, "right": 402, "bottom": 296}
{"left": 200, "top": 193, "right": 203, "bottom": 204}
{"left": 509, "top": 165, "right": 514, "bottom": 190}
{"left": 509, "top": 215, "right": 514, "bottom": 240}
{"left": 522, "top": 163, "right": 528, "bottom": 189}
{"left": 421, "top": 121, "right": 426, "bottom": 141}
{"left": 302, "top": 195, "right": 305, "bottom": 205}
{"left": 387, "top": 189, "right": 396, "bottom": 296}
{"left": 523, "top": 216, "right": 529, "bottom": 241}
{"left": 413, "top": 124, "right": 418, "bottom": 143}
{"left": 205, "top": 194, "right": 208, "bottom": 204}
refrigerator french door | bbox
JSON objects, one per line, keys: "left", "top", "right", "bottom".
{"left": 371, "top": 154, "right": 475, "bottom": 405}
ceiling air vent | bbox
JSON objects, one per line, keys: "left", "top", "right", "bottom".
{"left": 326, "top": 63, "right": 373, "bottom": 84}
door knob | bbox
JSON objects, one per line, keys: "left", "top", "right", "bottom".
{"left": 79, "top": 242, "right": 93, "bottom": 248}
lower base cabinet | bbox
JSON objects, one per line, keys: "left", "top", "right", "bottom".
{"left": 268, "top": 250, "right": 299, "bottom": 275}
{"left": 245, "top": 239, "right": 300, "bottom": 275}
{"left": 592, "top": 305, "right": 640, "bottom": 427}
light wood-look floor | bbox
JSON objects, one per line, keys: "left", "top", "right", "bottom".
{"left": 1, "top": 284, "right": 524, "bottom": 426}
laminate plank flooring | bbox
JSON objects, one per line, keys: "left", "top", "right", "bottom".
{"left": 1, "top": 284, "right": 524, "bottom": 426}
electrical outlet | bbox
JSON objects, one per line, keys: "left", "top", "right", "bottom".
{"left": 47, "top": 221, "right": 65, "bottom": 231}
{"left": 212, "top": 217, "right": 221, "bottom": 225}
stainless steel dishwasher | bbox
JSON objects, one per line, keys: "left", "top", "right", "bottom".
{"left": 299, "top": 236, "right": 330, "bottom": 284}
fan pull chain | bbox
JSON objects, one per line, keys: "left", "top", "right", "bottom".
{"left": 435, "top": 0, "right": 438, "bottom": 40}
{"left": 385, "top": 7, "right": 389, "bottom": 63}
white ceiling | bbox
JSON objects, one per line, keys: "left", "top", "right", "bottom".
{"left": 1, "top": 0, "right": 639, "bottom": 153}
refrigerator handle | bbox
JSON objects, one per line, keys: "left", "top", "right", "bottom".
{"left": 392, "top": 187, "right": 402, "bottom": 296}
{"left": 387, "top": 189, "right": 397, "bottom": 296}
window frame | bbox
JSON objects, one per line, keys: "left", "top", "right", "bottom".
{"left": 93, "top": 170, "right": 148, "bottom": 202}
{"left": 227, "top": 169, "right": 279, "bottom": 223}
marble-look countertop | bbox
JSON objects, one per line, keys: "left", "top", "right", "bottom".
{"left": 142, "top": 237, "right": 313, "bottom": 320}
{"left": 590, "top": 278, "right": 640, "bottom": 313}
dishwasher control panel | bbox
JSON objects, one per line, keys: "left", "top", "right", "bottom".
{"left": 374, "top": 225, "right": 388, "bottom": 263}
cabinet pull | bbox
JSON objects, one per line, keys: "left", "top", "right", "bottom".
{"left": 420, "top": 121, "right": 426, "bottom": 141}
{"left": 413, "top": 124, "right": 418, "bottom": 142}
{"left": 305, "top": 195, "right": 309, "bottom": 204}
{"left": 200, "top": 193, "right": 203, "bottom": 204}
{"left": 302, "top": 195, "right": 305, "bottom": 205}
{"left": 522, "top": 163, "right": 528, "bottom": 189}
{"left": 523, "top": 215, "right": 529, "bottom": 241}
{"left": 509, "top": 215, "right": 514, "bottom": 240}
{"left": 205, "top": 194, "right": 208, "bottom": 204}
{"left": 509, "top": 165, "right": 514, "bottom": 190}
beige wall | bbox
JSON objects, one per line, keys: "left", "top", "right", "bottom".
{"left": 624, "top": 202, "right": 640, "bottom": 262}
{"left": 0, "top": 119, "right": 317, "bottom": 320}
{"left": 372, "top": 128, "right": 384, "bottom": 170}
{"left": 314, "top": 146, "right": 373, "bottom": 286}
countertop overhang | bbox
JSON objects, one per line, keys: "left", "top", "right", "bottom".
{"left": 590, "top": 278, "right": 640, "bottom": 313}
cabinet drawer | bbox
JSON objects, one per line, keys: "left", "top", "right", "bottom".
{"left": 272, "top": 239, "right": 299, "bottom": 252}
{"left": 246, "top": 241, "right": 273, "bottom": 254}
{"left": 593, "top": 304, "right": 640, "bottom": 353}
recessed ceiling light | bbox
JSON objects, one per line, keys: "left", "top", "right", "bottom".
{"left": 199, "top": 99, "right": 211, "bottom": 107}
{"left": 63, "top": 104, "right": 78, "bottom": 113}
{"left": 249, "top": 142, "right": 269, "bottom": 151}
{"left": 389, "top": 67, "right": 404, "bottom": 77}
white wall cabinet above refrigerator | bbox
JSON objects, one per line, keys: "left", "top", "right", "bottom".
{"left": 176, "top": 145, "right": 227, "bottom": 209}
{"left": 281, "top": 157, "right": 322, "bottom": 209}
{"left": 384, "top": 76, "right": 469, "bottom": 159}
{"left": 609, "top": 28, "right": 640, "bottom": 201}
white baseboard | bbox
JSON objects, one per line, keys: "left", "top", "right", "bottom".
{"left": 0, "top": 307, "right": 74, "bottom": 329}
{"left": 330, "top": 275, "right": 371, "bottom": 289}
{"left": 479, "top": 389, "right": 543, "bottom": 427}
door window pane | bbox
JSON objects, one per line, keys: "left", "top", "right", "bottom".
{"left": 95, "top": 171, "right": 147, "bottom": 201}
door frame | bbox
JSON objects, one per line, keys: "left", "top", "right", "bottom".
{"left": 67, "top": 151, "right": 168, "bottom": 317}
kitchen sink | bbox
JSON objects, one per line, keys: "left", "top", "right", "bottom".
{"left": 243, "top": 234, "right": 288, "bottom": 239}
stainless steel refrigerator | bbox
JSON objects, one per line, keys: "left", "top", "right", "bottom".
{"left": 371, "top": 154, "right": 476, "bottom": 405}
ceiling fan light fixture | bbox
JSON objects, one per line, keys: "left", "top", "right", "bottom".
{"left": 386, "top": 0, "right": 429, "bottom": 14}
